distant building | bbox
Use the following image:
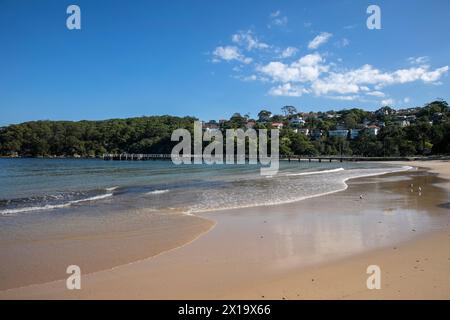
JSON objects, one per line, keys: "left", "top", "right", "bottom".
{"left": 311, "top": 129, "right": 323, "bottom": 140}
{"left": 305, "top": 112, "right": 319, "bottom": 119}
{"left": 350, "top": 129, "right": 362, "bottom": 140}
{"left": 329, "top": 129, "right": 349, "bottom": 138}
{"left": 202, "top": 121, "right": 219, "bottom": 131}
{"left": 271, "top": 122, "right": 284, "bottom": 129}
{"left": 367, "top": 125, "right": 380, "bottom": 136}
{"left": 289, "top": 116, "right": 305, "bottom": 126}
{"left": 298, "top": 128, "right": 310, "bottom": 135}
{"left": 394, "top": 116, "right": 410, "bottom": 127}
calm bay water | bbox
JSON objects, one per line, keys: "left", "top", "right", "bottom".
{"left": 0, "top": 158, "right": 410, "bottom": 217}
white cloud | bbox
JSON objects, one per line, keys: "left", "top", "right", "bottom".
{"left": 211, "top": 27, "right": 449, "bottom": 100}
{"left": 308, "top": 32, "right": 332, "bottom": 50}
{"left": 268, "top": 10, "right": 288, "bottom": 28}
{"left": 232, "top": 30, "right": 269, "bottom": 51}
{"left": 403, "top": 97, "right": 411, "bottom": 103}
{"left": 270, "top": 10, "right": 280, "bottom": 17}
{"left": 381, "top": 98, "right": 395, "bottom": 106}
{"left": 268, "top": 83, "right": 309, "bottom": 97}
{"left": 279, "top": 46, "right": 298, "bottom": 58}
{"left": 407, "top": 56, "right": 429, "bottom": 65}
{"left": 366, "top": 91, "right": 385, "bottom": 97}
{"left": 212, "top": 46, "right": 252, "bottom": 64}
{"left": 311, "top": 64, "right": 449, "bottom": 95}
{"left": 335, "top": 38, "right": 350, "bottom": 48}
{"left": 343, "top": 24, "right": 357, "bottom": 30}
{"left": 258, "top": 53, "right": 328, "bottom": 83}
{"left": 328, "top": 95, "right": 359, "bottom": 101}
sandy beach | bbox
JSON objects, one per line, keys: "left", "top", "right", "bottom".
{"left": 0, "top": 160, "right": 449, "bottom": 299}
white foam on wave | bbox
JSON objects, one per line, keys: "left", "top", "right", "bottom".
{"left": 105, "top": 186, "right": 119, "bottom": 191}
{"left": 185, "top": 165, "right": 413, "bottom": 215}
{"left": 284, "top": 167, "right": 345, "bottom": 176}
{"left": 0, "top": 193, "right": 113, "bottom": 216}
{"left": 145, "top": 189, "right": 170, "bottom": 195}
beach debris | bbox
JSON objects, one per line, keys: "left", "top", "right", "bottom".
{"left": 393, "top": 247, "right": 397, "bottom": 250}
{"left": 412, "top": 229, "right": 416, "bottom": 232}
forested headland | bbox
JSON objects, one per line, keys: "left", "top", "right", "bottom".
{"left": 1, "top": 100, "right": 449, "bottom": 158}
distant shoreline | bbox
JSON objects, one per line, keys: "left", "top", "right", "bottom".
{"left": 1, "top": 155, "right": 450, "bottom": 162}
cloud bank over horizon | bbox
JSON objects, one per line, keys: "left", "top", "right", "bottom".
{"left": 210, "top": 10, "right": 449, "bottom": 107}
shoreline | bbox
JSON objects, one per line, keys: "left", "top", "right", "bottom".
{"left": 0, "top": 160, "right": 449, "bottom": 299}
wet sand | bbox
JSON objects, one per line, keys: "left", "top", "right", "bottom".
{"left": 1, "top": 161, "right": 449, "bottom": 299}
{"left": 0, "top": 209, "right": 214, "bottom": 290}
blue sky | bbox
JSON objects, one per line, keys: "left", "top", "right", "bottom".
{"left": 1, "top": 0, "right": 449, "bottom": 126}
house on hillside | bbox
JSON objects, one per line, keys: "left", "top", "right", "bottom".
{"left": 394, "top": 116, "right": 411, "bottom": 127}
{"left": 329, "top": 129, "right": 349, "bottom": 138}
{"left": 367, "top": 125, "right": 380, "bottom": 136}
{"left": 271, "top": 122, "right": 284, "bottom": 129}
{"left": 202, "top": 121, "right": 219, "bottom": 131}
{"left": 350, "top": 129, "right": 362, "bottom": 140}
{"left": 289, "top": 116, "right": 306, "bottom": 126}
{"left": 298, "top": 128, "right": 310, "bottom": 135}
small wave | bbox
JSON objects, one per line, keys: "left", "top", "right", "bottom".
{"left": 105, "top": 186, "right": 119, "bottom": 191}
{"left": 185, "top": 165, "right": 412, "bottom": 215}
{"left": 284, "top": 167, "right": 345, "bottom": 176}
{"left": 145, "top": 189, "right": 170, "bottom": 195}
{"left": 0, "top": 193, "right": 113, "bottom": 216}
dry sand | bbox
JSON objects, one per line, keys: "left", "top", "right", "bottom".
{"left": 0, "top": 160, "right": 449, "bottom": 299}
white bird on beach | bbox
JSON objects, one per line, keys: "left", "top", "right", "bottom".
{"left": 359, "top": 194, "right": 364, "bottom": 199}
{"left": 418, "top": 186, "right": 422, "bottom": 191}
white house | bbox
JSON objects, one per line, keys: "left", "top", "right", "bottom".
{"left": 367, "top": 125, "right": 380, "bottom": 135}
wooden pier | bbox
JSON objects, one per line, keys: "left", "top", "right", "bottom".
{"left": 102, "top": 153, "right": 427, "bottom": 162}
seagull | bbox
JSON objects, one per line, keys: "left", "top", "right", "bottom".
{"left": 359, "top": 194, "right": 364, "bottom": 199}
{"left": 418, "top": 186, "right": 422, "bottom": 191}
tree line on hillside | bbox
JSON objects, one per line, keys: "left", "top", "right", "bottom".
{"left": 0, "top": 100, "right": 449, "bottom": 158}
